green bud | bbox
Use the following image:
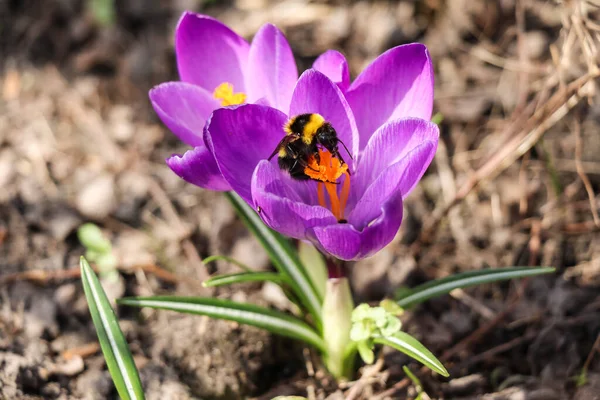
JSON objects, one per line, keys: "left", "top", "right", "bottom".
{"left": 298, "top": 242, "right": 327, "bottom": 299}
{"left": 78, "top": 223, "right": 112, "bottom": 254}
{"left": 96, "top": 252, "right": 118, "bottom": 275}
{"left": 322, "top": 278, "right": 354, "bottom": 379}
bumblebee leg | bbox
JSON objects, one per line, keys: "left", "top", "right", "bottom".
{"left": 331, "top": 149, "right": 351, "bottom": 175}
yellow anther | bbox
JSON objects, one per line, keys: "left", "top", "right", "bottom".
{"left": 213, "top": 82, "right": 246, "bottom": 106}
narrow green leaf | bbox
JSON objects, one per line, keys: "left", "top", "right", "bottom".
{"left": 225, "top": 192, "right": 323, "bottom": 329}
{"left": 80, "top": 257, "right": 145, "bottom": 400}
{"left": 403, "top": 366, "right": 427, "bottom": 400}
{"left": 203, "top": 272, "right": 289, "bottom": 288}
{"left": 397, "top": 267, "right": 555, "bottom": 308}
{"left": 374, "top": 332, "right": 449, "bottom": 377}
{"left": 202, "top": 255, "right": 253, "bottom": 272}
{"left": 118, "top": 296, "right": 326, "bottom": 353}
{"left": 403, "top": 365, "right": 423, "bottom": 388}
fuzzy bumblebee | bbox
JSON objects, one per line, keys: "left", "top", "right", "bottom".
{"left": 268, "top": 113, "right": 351, "bottom": 182}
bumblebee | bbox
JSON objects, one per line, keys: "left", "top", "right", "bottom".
{"left": 267, "top": 113, "right": 351, "bottom": 181}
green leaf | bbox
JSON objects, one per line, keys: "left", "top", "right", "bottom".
{"left": 576, "top": 368, "right": 588, "bottom": 387}
{"left": 80, "top": 257, "right": 145, "bottom": 400}
{"left": 226, "top": 192, "right": 322, "bottom": 329}
{"left": 203, "top": 272, "right": 289, "bottom": 288}
{"left": 380, "top": 299, "right": 403, "bottom": 316}
{"left": 202, "top": 255, "right": 253, "bottom": 272}
{"left": 357, "top": 340, "right": 375, "bottom": 364}
{"left": 374, "top": 332, "right": 449, "bottom": 377}
{"left": 396, "top": 267, "right": 556, "bottom": 308}
{"left": 118, "top": 296, "right": 326, "bottom": 353}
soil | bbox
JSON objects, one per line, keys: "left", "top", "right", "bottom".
{"left": 1, "top": 0, "right": 600, "bottom": 399}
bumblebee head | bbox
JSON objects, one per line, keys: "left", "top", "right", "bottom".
{"left": 315, "top": 123, "right": 339, "bottom": 152}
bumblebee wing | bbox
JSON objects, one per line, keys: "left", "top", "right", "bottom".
{"left": 268, "top": 134, "right": 299, "bottom": 160}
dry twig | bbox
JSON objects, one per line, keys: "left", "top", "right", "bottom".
{"left": 0, "top": 262, "right": 179, "bottom": 286}
{"left": 573, "top": 117, "right": 600, "bottom": 227}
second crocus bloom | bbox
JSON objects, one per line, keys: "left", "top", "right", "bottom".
{"left": 151, "top": 12, "right": 298, "bottom": 190}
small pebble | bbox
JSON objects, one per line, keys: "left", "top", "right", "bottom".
{"left": 48, "top": 208, "right": 81, "bottom": 241}
{"left": 48, "top": 356, "right": 85, "bottom": 377}
{"left": 75, "top": 174, "right": 117, "bottom": 220}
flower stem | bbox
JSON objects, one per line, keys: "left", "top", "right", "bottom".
{"left": 326, "top": 257, "right": 344, "bottom": 279}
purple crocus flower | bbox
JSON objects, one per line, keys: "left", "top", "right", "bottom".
{"left": 202, "top": 55, "right": 439, "bottom": 260}
{"left": 150, "top": 12, "right": 298, "bottom": 190}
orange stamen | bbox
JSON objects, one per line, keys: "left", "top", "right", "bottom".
{"left": 304, "top": 149, "right": 347, "bottom": 183}
{"left": 325, "top": 182, "right": 342, "bottom": 220}
{"left": 305, "top": 149, "right": 351, "bottom": 222}
{"left": 317, "top": 181, "right": 327, "bottom": 208}
{"left": 340, "top": 172, "right": 351, "bottom": 216}
{"left": 213, "top": 82, "right": 246, "bottom": 106}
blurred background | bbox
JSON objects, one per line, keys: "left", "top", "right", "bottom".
{"left": 1, "top": 0, "right": 600, "bottom": 399}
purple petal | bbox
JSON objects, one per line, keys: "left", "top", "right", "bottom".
{"left": 348, "top": 140, "right": 437, "bottom": 229}
{"left": 205, "top": 104, "right": 288, "bottom": 204}
{"left": 352, "top": 118, "right": 439, "bottom": 201}
{"left": 246, "top": 24, "right": 298, "bottom": 112}
{"left": 175, "top": 12, "right": 249, "bottom": 92}
{"left": 346, "top": 44, "right": 434, "bottom": 149}
{"left": 289, "top": 69, "right": 359, "bottom": 164}
{"left": 312, "top": 190, "right": 404, "bottom": 261}
{"left": 252, "top": 161, "right": 337, "bottom": 238}
{"left": 166, "top": 146, "right": 231, "bottom": 191}
{"left": 150, "top": 82, "right": 220, "bottom": 147}
{"left": 313, "top": 50, "right": 350, "bottom": 92}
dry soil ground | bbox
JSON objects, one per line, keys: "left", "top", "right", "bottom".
{"left": 1, "top": 0, "right": 600, "bottom": 399}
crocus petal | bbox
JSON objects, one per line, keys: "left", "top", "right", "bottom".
{"left": 346, "top": 44, "right": 434, "bottom": 149}
{"left": 205, "top": 104, "right": 288, "bottom": 204}
{"left": 252, "top": 161, "right": 337, "bottom": 238}
{"left": 312, "top": 190, "right": 404, "bottom": 261}
{"left": 289, "top": 69, "right": 359, "bottom": 163}
{"left": 246, "top": 24, "right": 298, "bottom": 112}
{"left": 175, "top": 12, "right": 249, "bottom": 92}
{"left": 313, "top": 50, "right": 350, "bottom": 92}
{"left": 166, "top": 146, "right": 231, "bottom": 191}
{"left": 349, "top": 140, "right": 437, "bottom": 229}
{"left": 150, "top": 82, "right": 220, "bottom": 147}
{"left": 352, "top": 118, "right": 439, "bottom": 200}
